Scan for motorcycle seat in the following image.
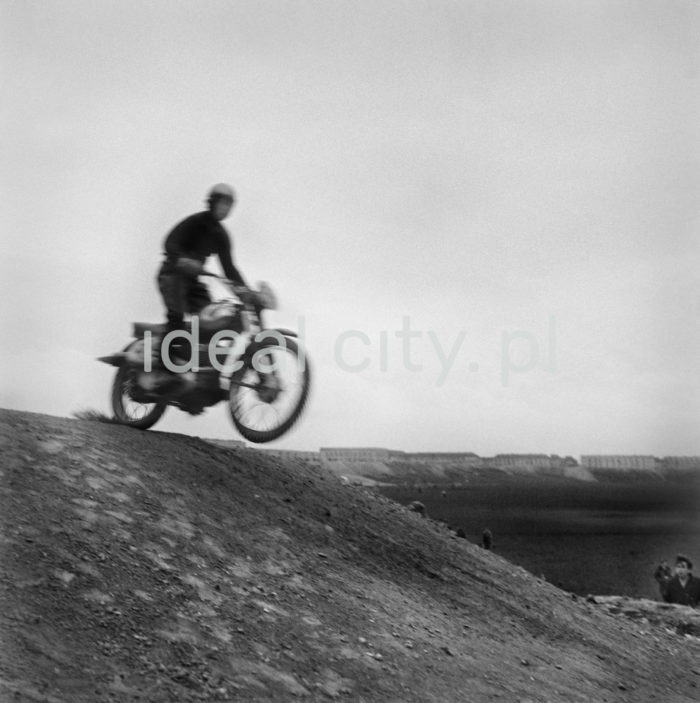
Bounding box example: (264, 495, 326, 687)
(133, 322, 173, 337)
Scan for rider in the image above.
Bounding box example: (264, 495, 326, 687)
(156, 183, 250, 365)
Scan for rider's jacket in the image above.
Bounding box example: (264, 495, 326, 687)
(162, 211, 246, 286)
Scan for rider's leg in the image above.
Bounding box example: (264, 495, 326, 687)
(157, 266, 189, 367)
(179, 279, 212, 368)
(186, 279, 211, 314)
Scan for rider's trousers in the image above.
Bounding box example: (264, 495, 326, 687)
(156, 259, 211, 362)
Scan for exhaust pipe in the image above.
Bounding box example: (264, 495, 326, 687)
(97, 352, 128, 367)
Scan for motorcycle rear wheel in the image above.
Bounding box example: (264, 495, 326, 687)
(111, 366, 167, 430)
(228, 336, 310, 443)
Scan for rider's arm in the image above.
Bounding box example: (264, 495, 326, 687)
(216, 229, 247, 288)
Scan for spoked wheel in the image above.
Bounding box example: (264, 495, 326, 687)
(228, 336, 310, 443)
(111, 366, 167, 430)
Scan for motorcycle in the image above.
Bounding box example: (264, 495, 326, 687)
(98, 274, 310, 443)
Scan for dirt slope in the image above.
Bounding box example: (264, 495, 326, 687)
(1, 408, 698, 702)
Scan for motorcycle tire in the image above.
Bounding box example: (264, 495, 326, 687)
(228, 336, 310, 443)
(111, 365, 168, 430)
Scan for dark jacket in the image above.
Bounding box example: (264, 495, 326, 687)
(663, 574, 700, 607)
(163, 211, 245, 286)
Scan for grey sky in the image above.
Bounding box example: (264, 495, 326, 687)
(2, 1, 698, 455)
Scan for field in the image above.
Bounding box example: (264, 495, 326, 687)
(379, 476, 700, 600)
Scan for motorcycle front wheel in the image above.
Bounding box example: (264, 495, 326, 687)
(111, 366, 168, 430)
(228, 336, 310, 443)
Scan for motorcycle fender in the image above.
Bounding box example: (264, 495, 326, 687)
(256, 327, 298, 339)
(243, 329, 298, 356)
(273, 328, 298, 338)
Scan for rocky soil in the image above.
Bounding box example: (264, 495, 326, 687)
(1, 408, 699, 702)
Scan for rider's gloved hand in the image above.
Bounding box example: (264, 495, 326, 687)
(175, 257, 204, 277)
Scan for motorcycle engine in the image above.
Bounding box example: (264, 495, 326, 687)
(198, 302, 242, 335)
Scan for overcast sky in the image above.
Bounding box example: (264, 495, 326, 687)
(2, 1, 698, 457)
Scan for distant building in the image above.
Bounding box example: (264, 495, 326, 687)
(208, 443, 692, 479)
(319, 447, 404, 464)
(661, 456, 700, 471)
(489, 454, 570, 471)
(260, 449, 319, 463)
(580, 455, 657, 471)
(410, 452, 481, 467)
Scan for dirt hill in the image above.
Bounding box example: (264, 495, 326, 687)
(1, 408, 699, 702)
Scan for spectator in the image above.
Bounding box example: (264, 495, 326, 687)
(409, 500, 426, 518)
(661, 555, 700, 607)
(481, 528, 493, 550)
(653, 560, 672, 600)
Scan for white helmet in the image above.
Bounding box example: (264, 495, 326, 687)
(207, 183, 235, 204)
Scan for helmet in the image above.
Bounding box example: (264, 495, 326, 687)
(207, 183, 235, 203)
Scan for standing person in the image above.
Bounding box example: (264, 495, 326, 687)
(156, 183, 250, 365)
(662, 555, 700, 607)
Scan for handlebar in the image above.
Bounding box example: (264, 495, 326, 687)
(199, 272, 277, 311)
(200, 271, 248, 296)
